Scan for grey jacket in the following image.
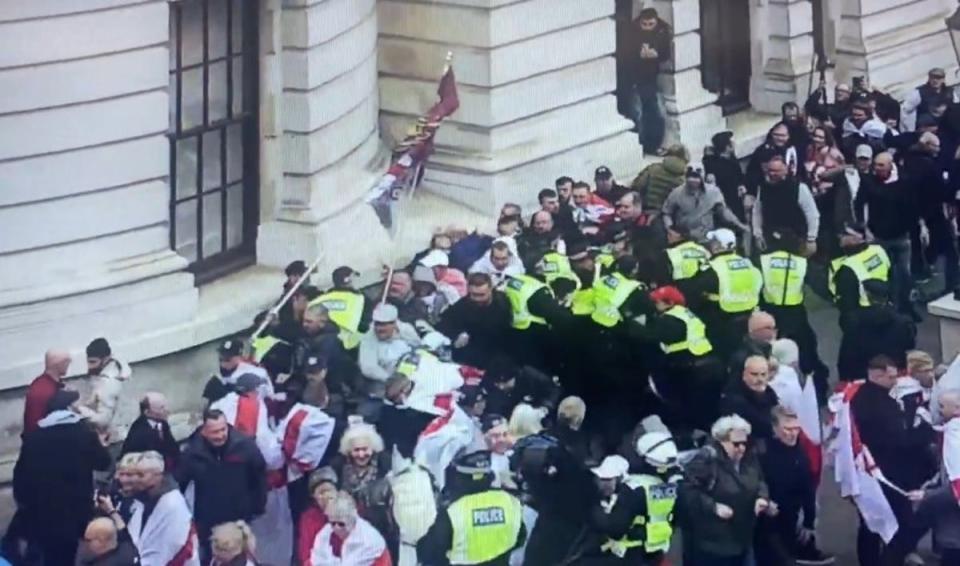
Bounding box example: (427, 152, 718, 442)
(661, 182, 747, 242)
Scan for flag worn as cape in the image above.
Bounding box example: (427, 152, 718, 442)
(366, 65, 460, 234)
(829, 380, 899, 542)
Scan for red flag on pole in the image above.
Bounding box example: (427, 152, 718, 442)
(366, 63, 459, 233)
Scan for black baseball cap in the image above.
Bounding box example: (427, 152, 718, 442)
(594, 166, 613, 180)
(303, 354, 328, 373)
(481, 413, 507, 433)
(332, 266, 359, 287)
(218, 338, 243, 358)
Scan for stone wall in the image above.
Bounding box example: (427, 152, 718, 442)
(0, 0, 198, 388)
(377, 0, 638, 214)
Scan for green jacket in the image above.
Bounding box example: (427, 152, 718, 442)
(631, 156, 688, 210)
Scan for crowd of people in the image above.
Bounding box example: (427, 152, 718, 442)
(7, 31, 960, 566)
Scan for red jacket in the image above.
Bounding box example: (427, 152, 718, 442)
(23, 374, 61, 435)
(297, 505, 328, 566)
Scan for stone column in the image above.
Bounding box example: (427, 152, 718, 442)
(647, 0, 726, 155)
(377, 0, 636, 214)
(0, 0, 198, 386)
(837, 0, 958, 98)
(257, 0, 396, 274)
(749, 0, 817, 113)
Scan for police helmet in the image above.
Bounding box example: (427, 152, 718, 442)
(635, 431, 679, 471)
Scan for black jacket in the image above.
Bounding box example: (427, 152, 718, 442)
(703, 151, 747, 221)
(76, 541, 140, 566)
(13, 414, 112, 542)
(175, 427, 267, 529)
(437, 292, 513, 369)
(855, 173, 919, 240)
(837, 304, 916, 380)
(718, 378, 780, 445)
(759, 437, 817, 530)
(851, 380, 935, 489)
(121, 415, 180, 472)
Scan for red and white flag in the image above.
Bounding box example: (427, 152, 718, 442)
(829, 381, 899, 542)
(367, 64, 460, 234)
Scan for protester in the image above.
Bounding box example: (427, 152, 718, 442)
(121, 392, 180, 471)
(680, 414, 771, 566)
(309, 492, 392, 566)
(126, 451, 199, 565)
(719, 355, 780, 447)
(14, 389, 111, 565)
(175, 409, 267, 563)
(76, 517, 140, 566)
(23, 348, 70, 435)
(437, 272, 513, 369)
(358, 303, 420, 396)
(210, 521, 257, 566)
(631, 144, 689, 211)
(660, 164, 748, 241)
(752, 155, 820, 255)
(297, 468, 338, 566)
(79, 337, 132, 438)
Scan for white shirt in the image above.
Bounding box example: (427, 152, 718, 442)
(357, 321, 421, 382)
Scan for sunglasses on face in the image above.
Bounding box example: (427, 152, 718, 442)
(730, 440, 748, 448)
(330, 521, 348, 528)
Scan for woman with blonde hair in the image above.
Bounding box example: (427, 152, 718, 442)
(209, 521, 257, 566)
(309, 492, 392, 565)
(507, 403, 546, 440)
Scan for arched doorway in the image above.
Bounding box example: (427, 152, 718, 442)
(700, 0, 752, 115)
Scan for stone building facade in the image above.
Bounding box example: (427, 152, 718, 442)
(0, 0, 956, 461)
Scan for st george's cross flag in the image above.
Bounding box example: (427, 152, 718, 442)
(366, 64, 460, 234)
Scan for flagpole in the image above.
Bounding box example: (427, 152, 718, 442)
(251, 254, 323, 340)
(380, 51, 453, 305)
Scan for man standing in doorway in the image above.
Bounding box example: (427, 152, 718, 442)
(629, 8, 672, 155)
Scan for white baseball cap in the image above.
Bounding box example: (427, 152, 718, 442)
(372, 303, 398, 323)
(855, 144, 874, 160)
(706, 228, 737, 250)
(591, 455, 629, 480)
(420, 249, 450, 268)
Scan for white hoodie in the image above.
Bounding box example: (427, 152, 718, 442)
(79, 358, 132, 436)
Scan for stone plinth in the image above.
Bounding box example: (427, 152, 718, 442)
(376, 0, 637, 214)
(0, 0, 198, 388)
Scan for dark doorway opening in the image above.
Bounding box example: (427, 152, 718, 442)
(700, 0, 752, 115)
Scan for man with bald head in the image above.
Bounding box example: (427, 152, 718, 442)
(855, 151, 920, 318)
(77, 517, 139, 565)
(23, 349, 71, 435)
(719, 355, 780, 446)
(121, 392, 180, 472)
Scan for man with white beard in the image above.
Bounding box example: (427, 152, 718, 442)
(127, 452, 199, 566)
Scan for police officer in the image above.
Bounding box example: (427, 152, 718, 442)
(829, 223, 891, 320)
(589, 430, 681, 564)
(502, 255, 573, 371)
(540, 250, 581, 305)
(308, 265, 372, 353)
(655, 227, 709, 288)
(645, 286, 723, 430)
(417, 450, 526, 566)
(688, 228, 763, 361)
(759, 230, 829, 401)
(567, 242, 602, 317)
(591, 256, 652, 330)
(249, 311, 293, 381)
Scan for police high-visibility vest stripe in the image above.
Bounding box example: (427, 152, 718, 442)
(395, 349, 438, 378)
(760, 251, 807, 306)
(503, 275, 551, 329)
(707, 254, 763, 313)
(666, 241, 709, 281)
(605, 474, 677, 555)
(661, 306, 712, 356)
(828, 245, 891, 307)
(541, 252, 580, 288)
(446, 490, 523, 565)
(596, 252, 616, 271)
(309, 290, 364, 349)
(251, 335, 287, 363)
(591, 273, 641, 327)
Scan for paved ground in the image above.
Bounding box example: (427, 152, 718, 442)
(0, 276, 948, 564)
